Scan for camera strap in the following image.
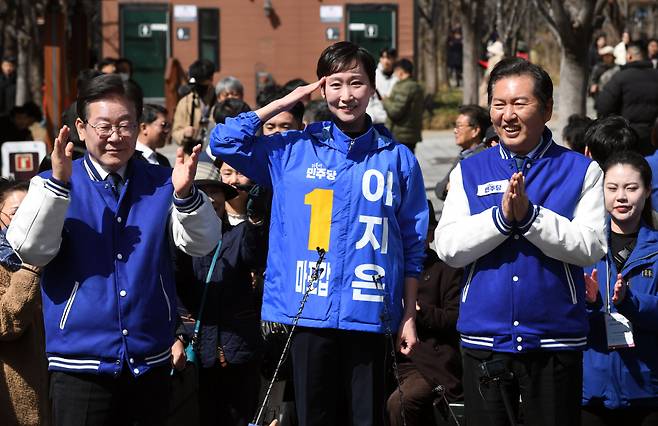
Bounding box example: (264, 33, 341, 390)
(250, 247, 326, 426)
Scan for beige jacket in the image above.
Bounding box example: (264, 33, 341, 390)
(0, 264, 49, 426)
(171, 92, 216, 146)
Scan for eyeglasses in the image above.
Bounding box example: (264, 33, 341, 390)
(85, 121, 138, 138)
(454, 123, 474, 131)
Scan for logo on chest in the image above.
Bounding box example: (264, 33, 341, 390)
(306, 162, 337, 180)
(476, 179, 509, 196)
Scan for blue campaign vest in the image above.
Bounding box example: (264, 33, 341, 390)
(40, 156, 177, 376)
(211, 113, 428, 334)
(458, 130, 593, 352)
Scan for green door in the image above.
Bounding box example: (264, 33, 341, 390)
(346, 4, 397, 58)
(120, 5, 169, 98)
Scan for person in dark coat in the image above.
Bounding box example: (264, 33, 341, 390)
(175, 161, 268, 426)
(596, 42, 658, 155)
(0, 57, 16, 117)
(386, 200, 463, 426)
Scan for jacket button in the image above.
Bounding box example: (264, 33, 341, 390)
(513, 321, 519, 326)
(512, 276, 519, 282)
(129, 358, 134, 364)
(133, 368, 139, 375)
(122, 329, 128, 336)
(513, 235, 520, 240)
(120, 290, 127, 297)
(117, 217, 122, 223)
(516, 336, 523, 342)
(517, 345, 523, 351)
(117, 253, 123, 260)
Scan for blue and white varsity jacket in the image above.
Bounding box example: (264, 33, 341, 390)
(210, 112, 428, 333)
(7, 155, 221, 376)
(436, 128, 607, 352)
(583, 223, 658, 409)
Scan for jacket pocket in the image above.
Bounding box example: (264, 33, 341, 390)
(562, 263, 577, 304)
(461, 260, 477, 303)
(59, 281, 80, 330)
(160, 275, 172, 322)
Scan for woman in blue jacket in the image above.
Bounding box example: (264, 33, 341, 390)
(210, 41, 428, 426)
(582, 150, 658, 425)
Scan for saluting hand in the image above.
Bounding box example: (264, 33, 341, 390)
(51, 126, 74, 183)
(584, 269, 599, 303)
(172, 144, 201, 198)
(255, 78, 326, 124)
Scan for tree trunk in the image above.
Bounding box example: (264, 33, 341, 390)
(555, 47, 588, 142)
(460, 0, 483, 105)
(420, 17, 438, 96)
(15, 34, 30, 105)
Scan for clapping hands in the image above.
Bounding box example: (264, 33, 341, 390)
(502, 172, 530, 223)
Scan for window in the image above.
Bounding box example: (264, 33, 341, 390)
(198, 8, 220, 70)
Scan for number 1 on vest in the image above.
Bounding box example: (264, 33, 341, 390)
(304, 188, 333, 251)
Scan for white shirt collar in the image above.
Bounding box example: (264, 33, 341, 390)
(88, 155, 127, 180)
(136, 141, 158, 165)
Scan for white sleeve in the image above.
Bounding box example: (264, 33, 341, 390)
(435, 164, 509, 268)
(7, 176, 70, 266)
(524, 162, 607, 266)
(170, 187, 222, 257)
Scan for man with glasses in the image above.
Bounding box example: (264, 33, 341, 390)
(7, 73, 220, 426)
(435, 105, 491, 200)
(136, 103, 172, 167)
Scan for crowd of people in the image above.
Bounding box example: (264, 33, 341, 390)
(0, 34, 657, 426)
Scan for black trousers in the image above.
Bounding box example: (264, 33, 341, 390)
(50, 366, 170, 426)
(581, 404, 658, 426)
(386, 362, 436, 426)
(290, 327, 387, 426)
(462, 348, 583, 426)
(198, 360, 261, 426)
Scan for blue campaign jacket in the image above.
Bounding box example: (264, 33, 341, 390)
(39, 156, 190, 376)
(583, 224, 658, 409)
(210, 112, 428, 333)
(458, 132, 594, 352)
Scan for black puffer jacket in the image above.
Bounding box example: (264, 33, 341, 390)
(596, 60, 658, 155)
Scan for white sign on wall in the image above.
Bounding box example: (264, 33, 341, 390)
(174, 5, 197, 22)
(320, 5, 343, 23)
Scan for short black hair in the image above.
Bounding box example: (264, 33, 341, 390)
(0, 180, 29, 204)
(458, 104, 491, 140)
(11, 102, 42, 122)
(188, 59, 215, 82)
(140, 104, 168, 125)
(76, 73, 143, 122)
(317, 41, 376, 87)
(282, 78, 309, 94)
(96, 57, 116, 70)
(303, 99, 333, 124)
(562, 114, 593, 154)
(488, 57, 553, 111)
(394, 58, 414, 76)
(602, 150, 654, 228)
(76, 69, 103, 95)
(379, 47, 397, 58)
(115, 57, 133, 74)
(585, 115, 640, 166)
(626, 42, 646, 59)
(213, 99, 252, 124)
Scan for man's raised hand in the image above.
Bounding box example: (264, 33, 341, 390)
(584, 269, 599, 303)
(172, 144, 201, 198)
(51, 126, 74, 183)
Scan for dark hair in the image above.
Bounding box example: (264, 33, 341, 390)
(11, 102, 42, 122)
(626, 42, 646, 59)
(256, 83, 280, 108)
(282, 78, 309, 94)
(140, 104, 168, 125)
(0, 180, 29, 204)
(115, 57, 133, 74)
(213, 99, 252, 124)
(585, 116, 640, 165)
(303, 99, 333, 123)
(458, 105, 491, 140)
(652, 116, 658, 149)
(317, 41, 376, 87)
(76, 69, 102, 96)
(379, 47, 397, 58)
(260, 88, 305, 125)
(394, 58, 414, 76)
(96, 57, 116, 71)
(563, 114, 593, 154)
(188, 59, 215, 82)
(487, 57, 553, 111)
(602, 150, 654, 228)
(76, 73, 144, 122)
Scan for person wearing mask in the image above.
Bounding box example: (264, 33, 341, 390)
(435, 105, 491, 200)
(596, 42, 658, 155)
(436, 57, 606, 426)
(136, 103, 172, 167)
(581, 150, 658, 425)
(0, 180, 48, 426)
(382, 59, 425, 153)
(210, 41, 428, 426)
(215, 76, 244, 102)
(367, 47, 398, 125)
(172, 59, 217, 150)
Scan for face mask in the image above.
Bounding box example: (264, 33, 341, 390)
(119, 73, 130, 82)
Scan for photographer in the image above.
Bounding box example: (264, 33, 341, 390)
(172, 59, 216, 150)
